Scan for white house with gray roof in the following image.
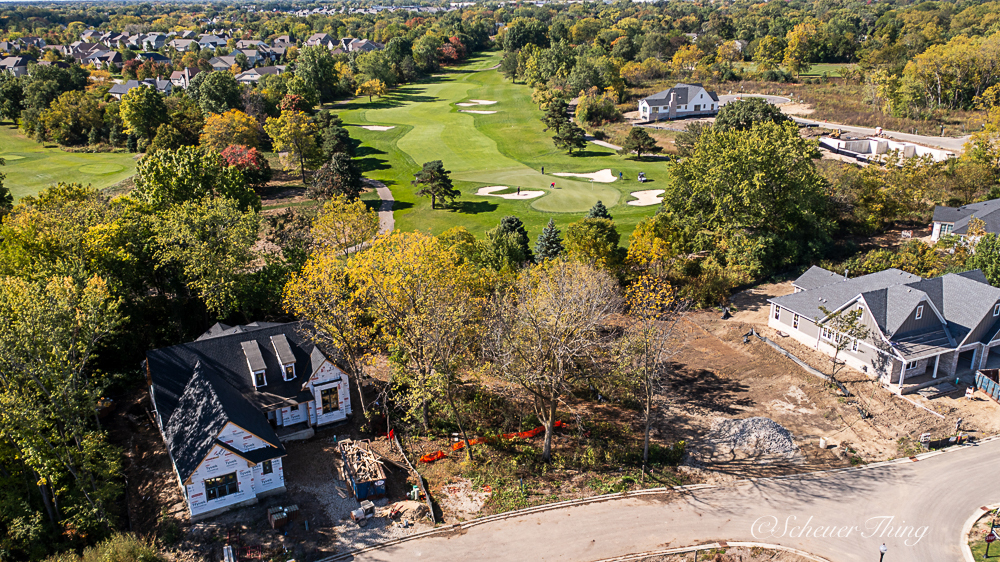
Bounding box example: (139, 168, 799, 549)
(146, 321, 352, 520)
(638, 83, 718, 122)
(931, 198, 1000, 241)
(769, 266, 1000, 393)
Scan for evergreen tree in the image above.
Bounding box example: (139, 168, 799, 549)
(586, 200, 612, 220)
(87, 126, 100, 146)
(543, 98, 569, 133)
(126, 134, 138, 152)
(617, 127, 662, 159)
(412, 160, 460, 209)
(554, 122, 587, 154)
(534, 218, 564, 261)
(493, 215, 534, 263)
(310, 153, 363, 200)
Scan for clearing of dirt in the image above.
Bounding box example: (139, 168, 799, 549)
(358, 125, 396, 131)
(782, 102, 816, 116)
(437, 478, 492, 521)
(551, 168, 618, 183)
(459, 109, 498, 114)
(476, 185, 544, 200)
(658, 280, 1000, 485)
(628, 189, 665, 206)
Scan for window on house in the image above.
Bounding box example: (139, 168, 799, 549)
(851, 339, 859, 352)
(941, 223, 954, 236)
(773, 307, 780, 321)
(821, 327, 831, 341)
(289, 403, 298, 412)
(205, 472, 238, 500)
(994, 303, 1000, 317)
(915, 305, 924, 320)
(905, 361, 919, 371)
(253, 370, 266, 387)
(320, 387, 340, 413)
(793, 314, 800, 329)
(283, 364, 295, 381)
(262, 460, 273, 475)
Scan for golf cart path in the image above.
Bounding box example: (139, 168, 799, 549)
(369, 178, 394, 234)
(333, 437, 1000, 562)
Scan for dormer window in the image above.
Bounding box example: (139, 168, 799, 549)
(271, 334, 296, 382)
(915, 305, 923, 320)
(241, 340, 267, 388)
(994, 304, 1000, 317)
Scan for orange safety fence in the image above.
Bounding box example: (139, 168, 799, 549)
(419, 450, 447, 463)
(419, 421, 568, 463)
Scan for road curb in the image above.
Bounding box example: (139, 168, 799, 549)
(319, 435, 1000, 561)
(582, 541, 831, 562)
(962, 503, 1000, 562)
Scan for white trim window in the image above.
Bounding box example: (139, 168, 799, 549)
(905, 361, 919, 371)
(994, 303, 1000, 317)
(792, 314, 800, 329)
(851, 339, 859, 352)
(915, 305, 924, 320)
(821, 327, 832, 341)
(773, 306, 780, 321)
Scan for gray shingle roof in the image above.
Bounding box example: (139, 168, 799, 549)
(932, 198, 1000, 236)
(792, 265, 845, 291)
(162, 363, 285, 482)
(641, 83, 717, 105)
(906, 273, 1000, 344)
(147, 321, 324, 426)
(772, 268, 922, 324)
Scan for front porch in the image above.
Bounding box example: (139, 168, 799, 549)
(275, 421, 314, 442)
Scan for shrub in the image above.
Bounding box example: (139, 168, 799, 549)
(41, 534, 164, 562)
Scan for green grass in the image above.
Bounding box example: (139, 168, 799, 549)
(799, 63, 848, 77)
(0, 124, 137, 201)
(338, 52, 663, 240)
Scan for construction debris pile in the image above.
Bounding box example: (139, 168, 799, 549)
(709, 417, 798, 456)
(338, 439, 387, 500)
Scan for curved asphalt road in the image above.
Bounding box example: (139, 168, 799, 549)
(344, 438, 1000, 562)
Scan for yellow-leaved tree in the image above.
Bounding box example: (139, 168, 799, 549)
(200, 109, 260, 152)
(310, 195, 381, 259)
(355, 78, 386, 102)
(264, 110, 322, 183)
(347, 231, 483, 455)
(783, 22, 817, 77)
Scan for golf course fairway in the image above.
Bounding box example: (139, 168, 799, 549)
(338, 52, 665, 239)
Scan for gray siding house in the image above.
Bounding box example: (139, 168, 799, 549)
(769, 266, 1000, 393)
(930, 198, 1000, 241)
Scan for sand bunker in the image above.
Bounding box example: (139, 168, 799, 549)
(476, 186, 544, 200)
(359, 125, 395, 131)
(552, 168, 618, 183)
(628, 189, 665, 206)
(457, 100, 498, 106)
(459, 110, 498, 114)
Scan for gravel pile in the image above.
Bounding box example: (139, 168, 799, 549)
(709, 417, 798, 456)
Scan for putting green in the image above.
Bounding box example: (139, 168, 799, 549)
(339, 53, 664, 238)
(0, 126, 137, 201)
(79, 163, 126, 175)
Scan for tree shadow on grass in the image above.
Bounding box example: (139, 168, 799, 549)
(355, 145, 386, 158)
(355, 156, 391, 173)
(357, 85, 441, 109)
(449, 200, 498, 214)
(570, 150, 614, 158)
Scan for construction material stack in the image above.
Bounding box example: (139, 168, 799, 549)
(338, 439, 387, 500)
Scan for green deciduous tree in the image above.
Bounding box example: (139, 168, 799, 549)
(714, 97, 791, 131)
(564, 217, 626, 273)
(969, 233, 1000, 286)
(663, 122, 831, 279)
(133, 146, 260, 212)
(152, 196, 261, 318)
(194, 71, 242, 115)
(119, 85, 168, 142)
(754, 35, 784, 73)
(412, 160, 459, 209)
(295, 46, 339, 103)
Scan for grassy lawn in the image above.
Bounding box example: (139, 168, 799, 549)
(0, 124, 138, 201)
(970, 511, 1000, 560)
(338, 51, 663, 240)
(800, 63, 849, 77)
